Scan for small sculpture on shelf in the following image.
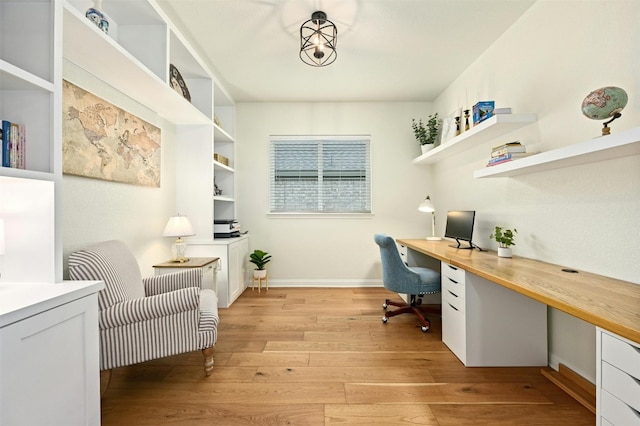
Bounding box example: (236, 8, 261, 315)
(86, 0, 109, 34)
(214, 179, 222, 196)
(455, 115, 461, 136)
(464, 109, 470, 131)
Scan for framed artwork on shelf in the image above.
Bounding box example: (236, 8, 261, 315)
(441, 107, 461, 144)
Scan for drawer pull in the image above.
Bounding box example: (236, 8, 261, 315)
(448, 290, 459, 298)
(448, 302, 459, 312)
(448, 277, 458, 284)
(447, 264, 458, 271)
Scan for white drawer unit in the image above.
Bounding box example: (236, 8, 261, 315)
(597, 328, 640, 425)
(441, 261, 547, 367)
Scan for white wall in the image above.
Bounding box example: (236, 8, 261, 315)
(235, 102, 435, 285)
(430, 0, 639, 381)
(61, 61, 178, 277)
(235, 0, 639, 382)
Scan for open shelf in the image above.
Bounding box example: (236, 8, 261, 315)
(474, 126, 640, 178)
(62, 3, 212, 125)
(413, 113, 537, 165)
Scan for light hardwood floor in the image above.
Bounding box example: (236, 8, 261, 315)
(101, 287, 595, 425)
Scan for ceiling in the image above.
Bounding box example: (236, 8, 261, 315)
(156, 0, 536, 103)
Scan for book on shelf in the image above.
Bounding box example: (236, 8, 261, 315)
(1, 119, 26, 169)
(491, 141, 526, 157)
(486, 152, 534, 167)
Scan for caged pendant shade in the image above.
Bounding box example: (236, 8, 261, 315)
(300, 11, 337, 67)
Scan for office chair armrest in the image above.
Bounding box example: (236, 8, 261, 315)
(143, 269, 202, 295)
(99, 287, 200, 329)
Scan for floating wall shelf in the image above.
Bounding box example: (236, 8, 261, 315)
(413, 113, 537, 165)
(474, 126, 640, 178)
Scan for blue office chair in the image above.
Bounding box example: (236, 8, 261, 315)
(374, 233, 441, 332)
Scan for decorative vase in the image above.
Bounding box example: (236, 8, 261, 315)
(86, 0, 109, 34)
(497, 247, 512, 258)
(253, 269, 267, 279)
(421, 144, 434, 155)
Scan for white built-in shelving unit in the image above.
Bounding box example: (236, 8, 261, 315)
(474, 126, 640, 178)
(61, 0, 246, 306)
(0, 0, 63, 282)
(412, 113, 538, 166)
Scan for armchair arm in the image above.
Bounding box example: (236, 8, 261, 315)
(100, 287, 200, 329)
(143, 269, 202, 296)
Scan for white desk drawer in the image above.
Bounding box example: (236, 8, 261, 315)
(602, 331, 640, 380)
(442, 274, 465, 299)
(601, 389, 640, 426)
(442, 299, 466, 364)
(602, 361, 640, 412)
(443, 287, 465, 311)
(441, 262, 465, 283)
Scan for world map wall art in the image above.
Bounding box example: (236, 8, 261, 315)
(62, 80, 161, 187)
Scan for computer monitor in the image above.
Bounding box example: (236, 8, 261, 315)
(444, 210, 476, 249)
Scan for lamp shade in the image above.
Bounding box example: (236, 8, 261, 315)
(162, 215, 195, 238)
(418, 196, 435, 213)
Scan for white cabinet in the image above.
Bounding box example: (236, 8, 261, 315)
(1, 0, 63, 281)
(597, 328, 640, 426)
(187, 236, 249, 308)
(441, 261, 548, 366)
(0, 281, 103, 426)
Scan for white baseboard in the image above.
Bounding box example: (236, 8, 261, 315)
(245, 279, 384, 288)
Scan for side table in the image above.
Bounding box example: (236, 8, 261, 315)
(153, 257, 219, 293)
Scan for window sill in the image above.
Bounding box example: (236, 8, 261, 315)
(267, 212, 374, 219)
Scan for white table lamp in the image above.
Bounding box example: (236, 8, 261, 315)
(418, 196, 441, 241)
(162, 215, 195, 262)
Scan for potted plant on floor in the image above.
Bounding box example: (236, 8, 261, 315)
(412, 113, 439, 154)
(249, 249, 272, 278)
(490, 226, 517, 258)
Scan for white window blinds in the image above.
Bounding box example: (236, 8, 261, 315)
(270, 136, 371, 213)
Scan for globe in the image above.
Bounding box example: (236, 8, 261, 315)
(581, 86, 628, 120)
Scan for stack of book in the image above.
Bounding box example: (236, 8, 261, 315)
(486, 141, 530, 167)
(1, 120, 26, 169)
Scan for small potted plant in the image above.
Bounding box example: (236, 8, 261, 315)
(412, 113, 439, 154)
(249, 249, 272, 278)
(490, 226, 517, 258)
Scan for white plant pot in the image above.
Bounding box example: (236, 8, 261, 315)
(253, 269, 267, 279)
(497, 247, 512, 258)
(421, 144, 434, 155)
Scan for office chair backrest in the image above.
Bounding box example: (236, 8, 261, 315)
(374, 233, 420, 292)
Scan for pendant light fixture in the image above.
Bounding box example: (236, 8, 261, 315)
(300, 11, 337, 67)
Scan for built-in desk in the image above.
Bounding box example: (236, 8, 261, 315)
(397, 239, 640, 344)
(397, 238, 640, 424)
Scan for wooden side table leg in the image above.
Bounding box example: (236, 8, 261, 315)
(252, 276, 255, 291)
(265, 274, 269, 291)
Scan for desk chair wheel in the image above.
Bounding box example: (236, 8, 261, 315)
(421, 325, 429, 332)
(382, 316, 389, 323)
(382, 302, 388, 309)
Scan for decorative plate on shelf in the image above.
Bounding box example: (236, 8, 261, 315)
(169, 64, 191, 102)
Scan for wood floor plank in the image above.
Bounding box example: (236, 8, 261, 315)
(344, 382, 551, 404)
(252, 366, 436, 383)
(325, 403, 439, 425)
(100, 287, 595, 425)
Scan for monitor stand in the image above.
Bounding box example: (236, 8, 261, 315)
(449, 238, 474, 250)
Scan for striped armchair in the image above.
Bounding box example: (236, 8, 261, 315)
(68, 240, 218, 376)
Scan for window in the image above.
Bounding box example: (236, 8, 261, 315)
(270, 136, 371, 214)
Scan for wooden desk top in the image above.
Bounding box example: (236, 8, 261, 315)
(153, 257, 219, 269)
(397, 238, 640, 344)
